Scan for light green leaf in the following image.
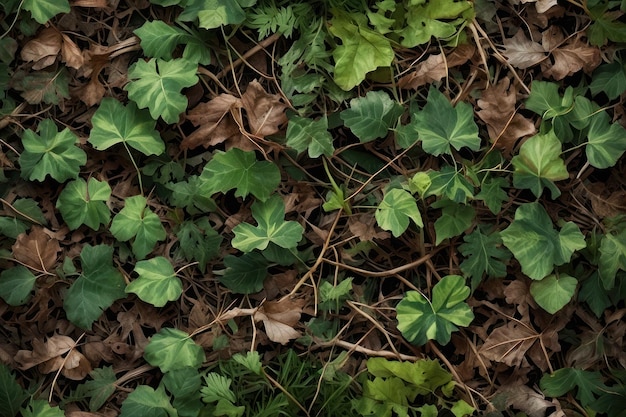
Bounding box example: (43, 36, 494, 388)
(144, 328, 205, 373)
(20, 399, 65, 417)
(451, 400, 475, 417)
(175, 219, 222, 273)
(412, 87, 481, 156)
(589, 60, 626, 100)
(530, 274, 577, 314)
(19, 119, 86, 182)
(201, 148, 280, 201)
(286, 116, 334, 157)
(511, 130, 569, 199)
(585, 110, 626, 169)
(319, 278, 353, 311)
(56, 178, 111, 230)
(179, 0, 253, 29)
(366, 358, 452, 395)
(500, 202, 586, 280)
(426, 166, 475, 204)
(63, 245, 126, 329)
(433, 200, 475, 245)
(125, 58, 198, 123)
(232, 195, 304, 252)
(329, 12, 394, 90)
(134, 21, 188, 60)
(0, 266, 38, 306)
(525, 81, 574, 119)
(397, 275, 474, 346)
(375, 188, 423, 237)
(110, 195, 166, 259)
(598, 229, 626, 289)
(72, 366, 117, 412)
(361, 377, 414, 416)
(540, 368, 607, 407)
(220, 252, 268, 294)
(119, 385, 177, 417)
(89, 98, 164, 156)
(201, 373, 237, 404)
(340, 90, 403, 143)
(459, 226, 510, 289)
(0, 217, 28, 239)
(0, 364, 28, 417)
(126, 257, 182, 307)
(232, 351, 262, 375)
(23, 0, 69, 24)
(476, 176, 508, 214)
(12, 198, 47, 225)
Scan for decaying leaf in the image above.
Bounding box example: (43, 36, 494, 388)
(14, 335, 92, 380)
(502, 30, 547, 69)
(496, 384, 564, 417)
(21, 27, 84, 70)
(240, 80, 288, 137)
(541, 29, 601, 80)
(12, 226, 60, 272)
(479, 321, 538, 367)
(398, 44, 475, 89)
(183, 94, 243, 150)
(254, 298, 304, 345)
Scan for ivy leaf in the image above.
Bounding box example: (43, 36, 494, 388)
(119, 385, 177, 417)
(396, 275, 474, 346)
(20, 400, 65, 417)
(0, 266, 38, 306)
(179, 0, 253, 29)
(126, 257, 182, 308)
(476, 177, 509, 215)
(433, 200, 475, 245)
(134, 21, 188, 60)
(426, 165, 475, 204)
(63, 245, 126, 329)
(412, 87, 481, 156)
(589, 60, 626, 100)
(56, 178, 111, 231)
(72, 367, 117, 412)
(525, 81, 573, 119)
(319, 278, 353, 312)
(511, 130, 569, 199)
(144, 328, 205, 373)
(598, 229, 626, 289)
(23, 0, 69, 24)
(500, 202, 586, 280)
(459, 226, 510, 290)
(366, 358, 452, 394)
(328, 12, 394, 90)
(286, 115, 334, 157)
(175, 219, 222, 273)
(168, 176, 217, 214)
(340, 91, 403, 143)
(220, 252, 268, 294)
(163, 367, 203, 417)
(125, 58, 198, 123)
(588, 4, 626, 46)
(540, 368, 607, 407)
(375, 188, 423, 238)
(19, 119, 86, 182)
(585, 110, 626, 169)
(232, 195, 304, 252)
(0, 364, 28, 417)
(201, 148, 280, 201)
(530, 274, 578, 314)
(110, 195, 166, 260)
(89, 98, 165, 156)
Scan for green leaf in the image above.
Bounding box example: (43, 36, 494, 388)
(201, 148, 280, 201)
(126, 257, 182, 307)
(459, 227, 510, 289)
(232, 195, 304, 252)
(361, 377, 414, 417)
(328, 12, 394, 90)
(426, 166, 475, 203)
(366, 358, 452, 394)
(511, 130, 569, 199)
(20, 399, 65, 417)
(163, 367, 203, 417)
(73, 367, 117, 412)
(125, 58, 198, 123)
(0, 364, 28, 417)
(476, 177, 508, 215)
(530, 274, 577, 314)
(0, 217, 28, 239)
(412, 87, 481, 156)
(540, 368, 607, 407)
(89, 98, 165, 156)
(500, 202, 586, 280)
(525, 81, 574, 119)
(396, 275, 474, 346)
(220, 252, 268, 294)
(588, 5, 626, 46)
(56, 178, 111, 230)
(375, 188, 423, 237)
(589, 60, 626, 100)
(319, 278, 353, 311)
(12, 198, 47, 225)
(169, 176, 216, 214)
(232, 351, 262, 374)
(433, 200, 475, 245)
(144, 328, 205, 373)
(23, 0, 70, 24)
(63, 245, 126, 329)
(201, 373, 237, 404)
(179, 0, 253, 29)
(585, 110, 626, 169)
(119, 385, 177, 417)
(286, 116, 334, 157)
(134, 21, 188, 60)
(340, 91, 403, 143)
(0, 266, 38, 306)
(175, 219, 222, 273)
(19, 119, 86, 182)
(110, 195, 166, 259)
(598, 229, 626, 289)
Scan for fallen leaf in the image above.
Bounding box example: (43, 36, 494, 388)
(21, 27, 62, 70)
(77, 76, 106, 107)
(254, 298, 304, 345)
(12, 226, 60, 272)
(240, 80, 288, 137)
(182, 94, 243, 150)
(14, 335, 92, 380)
(497, 384, 563, 417)
(519, 0, 559, 13)
(348, 213, 390, 241)
(61, 34, 85, 70)
(398, 44, 475, 89)
(543, 39, 601, 80)
(502, 30, 546, 69)
(479, 321, 538, 367)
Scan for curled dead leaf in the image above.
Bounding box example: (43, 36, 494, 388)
(398, 44, 475, 90)
(240, 80, 288, 137)
(21, 28, 62, 70)
(14, 335, 92, 380)
(502, 30, 546, 69)
(254, 298, 304, 345)
(12, 226, 60, 272)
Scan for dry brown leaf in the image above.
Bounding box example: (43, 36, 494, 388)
(240, 80, 288, 137)
(12, 226, 60, 272)
(61, 34, 85, 70)
(14, 335, 92, 380)
(479, 321, 539, 367)
(21, 28, 62, 70)
(544, 42, 601, 80)
(398, 44, 475, 89)
(497, 384, 564, 417)
(183, 94, 243, 150)
(476, 78, 536, 156)
(502, 30, 547, 69)
(516, 0, 559, 13)
(348, 213, 390, 241)
(254, 298, 304, 345)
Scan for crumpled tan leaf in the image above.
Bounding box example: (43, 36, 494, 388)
(21, 27, 85, 70)
(14, 335, 92, 380)
(254, 298, 304, 345)
(12, 226, 60, 272)
(398, 44, 475, 90)
(502, 30, 546, 69)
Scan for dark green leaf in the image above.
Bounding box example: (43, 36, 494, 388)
(540, 368, 607, 407)
(340, 91, 403, 143)
(56, 178, 111, 230)
(175, 219, 222, 273)
(459, 226, 510, 289)
(0, 266, 37, 306)
(433, 200, 475, 245)
(220, 252, 268, 294)
(0, 364, 27, 417)
(119, 385, 177, 417)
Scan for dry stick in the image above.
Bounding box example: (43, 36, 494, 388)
(346, 300, 402, 357)
(197, 66, 231, 94)
(315, 338, 420, 362)
(322, 251, 438, 278)
(428, 341, 479, 410)
(263, 369, 311, 417)
(215, 33, 282, 81)
(49, 333, 86, 403)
